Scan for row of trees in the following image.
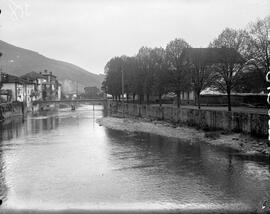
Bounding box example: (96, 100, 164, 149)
(102, 16, 270, 111)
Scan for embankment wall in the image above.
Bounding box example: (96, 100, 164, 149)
(108, 102, 268, 137)
(0, 102, 25, 121)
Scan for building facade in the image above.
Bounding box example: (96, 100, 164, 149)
(0, 73, 25, 102)
(0, 70, 62, 111)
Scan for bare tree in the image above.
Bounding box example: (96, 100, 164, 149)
(150, 47, 169, 106)
(103, 57, 124, 101)
(180, 48, 217, 109)
(245, 16, 270, 91)
(166, 38, 191, 107)
(137, 47, 154, 105)
(209, 28, 246, 111)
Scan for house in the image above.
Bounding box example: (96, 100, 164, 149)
(21, 71, 47, 101)
(0, 73, 25, 102)
(180, 48, 243, 65)
(40, 70, 60, 101)
(21, 70, 61, 101)
(84, 86, 100, 98)
(0, 89, 12, 102)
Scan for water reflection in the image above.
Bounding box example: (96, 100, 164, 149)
(0, 147, 8, 204)
(0, 105, 269, 211)
(104, 128, 270, 210)
(0, 118, 24, 142)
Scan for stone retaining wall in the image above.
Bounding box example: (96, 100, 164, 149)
(108, 101, 268, 137)
(0, 102, 24, 121)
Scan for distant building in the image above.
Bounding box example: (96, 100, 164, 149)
(40, 70, 58, 101)
(84, 86, 100, 98)
(180, 48, 243, 65)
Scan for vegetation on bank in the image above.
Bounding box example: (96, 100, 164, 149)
(102, 16, 270, 111)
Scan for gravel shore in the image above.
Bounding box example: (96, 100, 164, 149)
(97, 116, 270, 157)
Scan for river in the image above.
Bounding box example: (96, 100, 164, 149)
(0, 105, 269, 212)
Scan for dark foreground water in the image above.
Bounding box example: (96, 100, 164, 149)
(0, 105, 269, 212)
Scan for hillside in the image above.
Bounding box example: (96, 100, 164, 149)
(0, 40, 104, 93)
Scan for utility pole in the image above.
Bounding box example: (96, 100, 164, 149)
(76, 81, 78, 99)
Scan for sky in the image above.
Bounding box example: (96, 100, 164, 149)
(0, 0, 269, 74)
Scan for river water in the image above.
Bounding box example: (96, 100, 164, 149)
(0, 105, 269, 212)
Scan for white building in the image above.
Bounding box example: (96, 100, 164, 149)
(1, 71, 62, 111)
(0, 73, 25, 102)
(24, 82, 36, 109)
(21, 71, 47, 101)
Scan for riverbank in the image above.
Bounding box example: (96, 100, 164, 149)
(97, 116, 270, 157)
(0, 102, 25, 122)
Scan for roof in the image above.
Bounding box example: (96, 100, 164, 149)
(1, 73, 25, 84)
(180, 48, 244, 65)
(20, 71, 46, 80)
(201, 87, 222, 95)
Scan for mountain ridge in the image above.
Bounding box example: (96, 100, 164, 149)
(0, 40, 104, 93)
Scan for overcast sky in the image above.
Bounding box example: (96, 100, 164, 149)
(0, 0, 269, 74)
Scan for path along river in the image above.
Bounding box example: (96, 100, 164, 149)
(0, 105, 269, 212)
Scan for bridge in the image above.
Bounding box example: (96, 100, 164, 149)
(33, 99, 107, 110)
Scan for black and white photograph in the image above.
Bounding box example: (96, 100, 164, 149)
(0, 0, 270, 213)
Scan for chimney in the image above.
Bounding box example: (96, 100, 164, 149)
(44, 69, 47, 74)
(50, 71, 52, 75)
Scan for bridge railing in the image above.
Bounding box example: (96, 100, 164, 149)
(33, 99, 107, 104)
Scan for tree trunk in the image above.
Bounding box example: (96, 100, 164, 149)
(146, 94, 150, 105)
(197, 91, 201, 109)
(176, 91, 180, 108)
(159, 94, 162, 107)
(132, 93, 135, 104)
(227, 87, 232, 111)
(126, 93, 129, 103)
(139, 94, 142, 105)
